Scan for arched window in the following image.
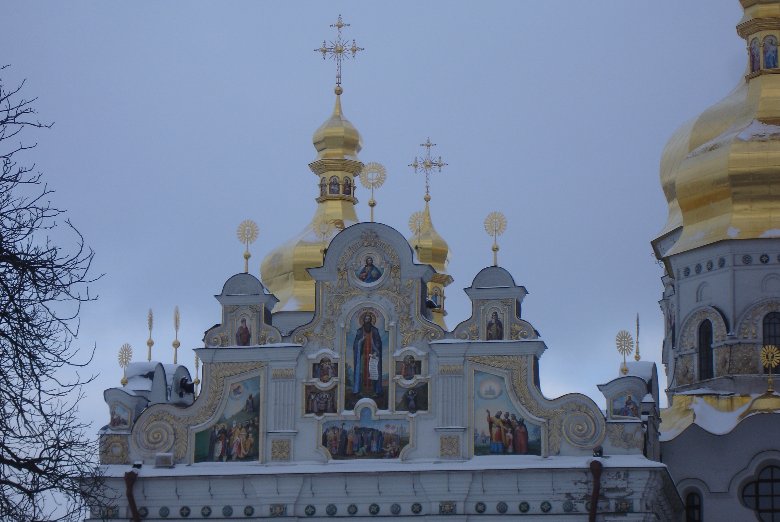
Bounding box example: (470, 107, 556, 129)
(698, 320, 714, 380)
(685, 491, 702, 522)
(319, 177, 327, 196)
(764, 312, 780, 375)
(742, 465, 780, 521)
(765, 36, 778, 69)
(752, 38, 761, 73)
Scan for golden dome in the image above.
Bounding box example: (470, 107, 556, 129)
(656, 1, 780, 256)
(261, 91, 363, 312)
(410, 198, 452, 329)
(312, 90, 362, 161)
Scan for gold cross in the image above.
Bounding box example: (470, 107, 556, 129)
(409, 137, 447, 199)
(315, 14, 364, 91)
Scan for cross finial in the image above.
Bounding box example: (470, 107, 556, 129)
(315, 14, 364, 93)
(409, 137, 447, 201)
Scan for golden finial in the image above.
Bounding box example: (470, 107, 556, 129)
(761, 345, 780, 393)
(635, 313, 641, 361)
(118, 343, 133, 386)
(359, 162, 387, 222)
(315, 14, 364, 93)
(193, 354, 201, 397)
(483, 211, 507, 266)
(408, 210, 425, 249)
(172, 306, 181, 365)
(236, 220, 259, 274)
(409, 138, 447, 202)
(315, 219, 335, 261)
(616, 330, 635, 376)
(146, 308, 154, 362)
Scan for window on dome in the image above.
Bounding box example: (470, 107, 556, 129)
(764, 312, 780, 374)
(685, 491, 702, 522)
(698, 320, 713, 380)
(752, 38, 761, 72)
(765, 36, 778, 69)
(742, 465, 780, 521)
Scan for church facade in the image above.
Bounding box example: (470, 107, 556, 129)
(89, 12, 690, 522)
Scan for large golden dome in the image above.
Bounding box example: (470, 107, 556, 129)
(656, 0, 780, 256)
(261, 91, 363, 312)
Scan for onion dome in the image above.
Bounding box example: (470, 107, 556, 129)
(410, 197, 453, 328)
(261, 90, 363, 312)
(655, 0, 780, 257)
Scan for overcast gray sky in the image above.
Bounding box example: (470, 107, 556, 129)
(2, 1, 744, 431)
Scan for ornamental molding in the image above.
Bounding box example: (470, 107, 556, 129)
(439, 436, 460, 457)
(738, 299, 780, 339)
(678, 306, 728, 350)
(737, 17, 780, 38)
(606, 423, 643, 450)
(270, 439, 291, 461)
(99, 434, 130, 465)
(439, 365, 464, 375)
(272, 368, 296, 379)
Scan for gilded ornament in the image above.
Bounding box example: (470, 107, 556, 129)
(315, 14, 364, 90)
(483, 211, 507, 267)
(118, 343, 133, 386)
(100, 434, 130, 465)
(439, 436, 459, 457)
(615, 330, 634, 375)
(439, 365, 464, 375)
(739, 300, 780, 339)
(271, 439, 291, 461)
(236, 219, 259, 274)
(761, 345, 780, 392)
(359, 162, 387, 222)
(272, 368, 296, 380)
(146, 309, 154, 362)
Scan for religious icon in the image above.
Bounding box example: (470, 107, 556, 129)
(313, 357, 337, 383)
(751, 38, 761, 73)
(235, 317, 251, 346)
(328, 176, 340, 194)
(319, 177, 327, 196)
(356, 256, 383, 284)
(765, 36, 778, 69)
(352, 312, 382, 395)
(398, 354, 420, 380)
(305, 385, 337, 415)
(321, 408, 409, 460)
(109, 403, 131, 429)
(342, 176, 352, 196)
(431, 287, 441, 308)
(611, 393, 640, 418)
(473, 371, 541, 456)
(345, 310, 388, 410)
(394, 382, 428, 413)
(194, 375, 261, 462)
(486, 310, 504, 340)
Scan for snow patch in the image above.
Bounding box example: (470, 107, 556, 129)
(761, 229, 780, 238)
(737, 120, 780, 142)
(727, 227, 740, 238)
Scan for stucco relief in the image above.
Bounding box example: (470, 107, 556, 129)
(439, 436, 460, 457)
(729, 344, 759, 374)
(606, 423, 644, 450)
(678, 307, 727, 350)
(271, 439, 291, 461)
(674, 355, 694, 386)
(738, 299, 780, 339)
(99, 434, 130, 465)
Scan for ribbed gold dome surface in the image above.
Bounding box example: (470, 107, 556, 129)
(414, 201, 450, 271)
(657, 0, 780, 256)
(261, 92, 363, 312)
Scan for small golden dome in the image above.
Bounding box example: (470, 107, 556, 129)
(414, 201, 450, 272)
(312, 91, 362, 161)
(656, 1, 780, 256)
(261, 92, 362, 312)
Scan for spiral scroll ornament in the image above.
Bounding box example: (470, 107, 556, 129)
(137, 419, 175, 454)
(562, 409, 604, 448)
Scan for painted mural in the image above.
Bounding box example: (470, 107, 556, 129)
(611, 393, 640, 419)
(473, 371, 541, 456)
(305, 385, 338, 415)
(394, 382, 428, 413)
(194, 376, 260, 462)
(345, 309, 389, 410)
(109, 403, 131, 430)
(321, 408, 409, 460)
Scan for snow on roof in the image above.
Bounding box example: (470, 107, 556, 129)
(660, 393, 758, 441)
(99, 454, 665, 479)
(623, 361, 654, 382)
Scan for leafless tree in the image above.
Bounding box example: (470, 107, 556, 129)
(0, 65, 104, 521)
